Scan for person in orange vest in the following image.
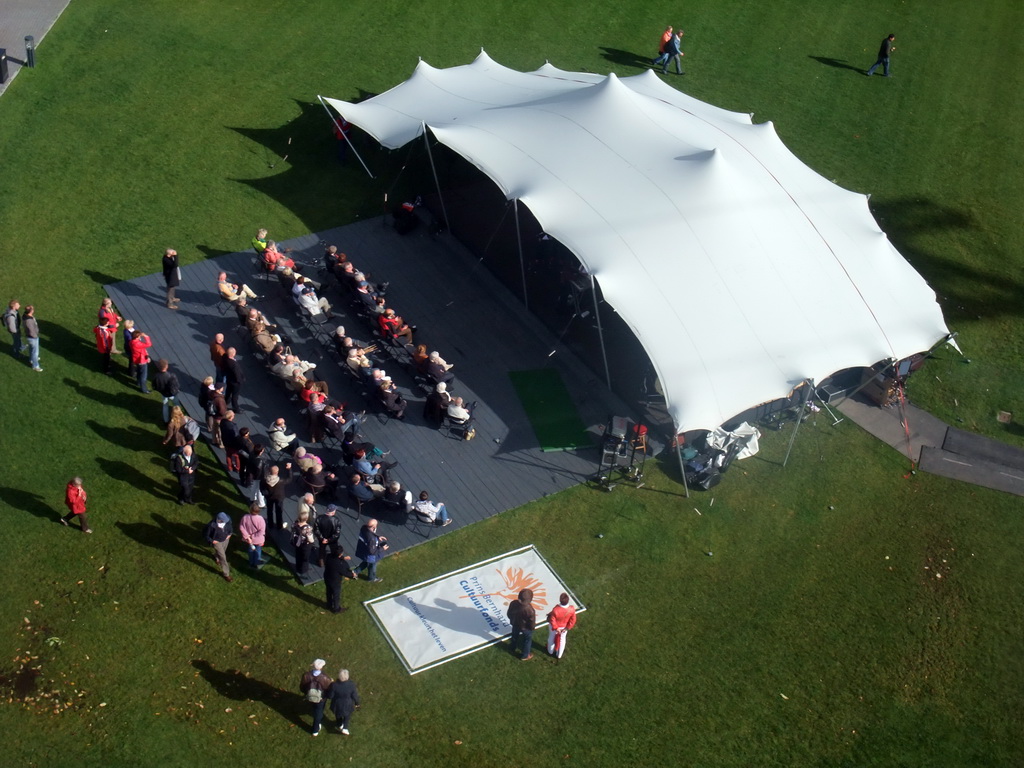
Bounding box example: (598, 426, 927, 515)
(651, 26, 673, 67)
(546, 592, 578, 659)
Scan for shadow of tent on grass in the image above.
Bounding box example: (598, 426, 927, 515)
(871, 198, 1024, 323)
(191, 659, 306, 728)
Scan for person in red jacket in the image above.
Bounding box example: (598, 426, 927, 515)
(378, 309, 414, 346)
(546, 593, 578, 659)
(62, 477, 92, 533)
(94, 321, 115, 374)
(128, 330, 153, 393)
(97, 298, 122, 354)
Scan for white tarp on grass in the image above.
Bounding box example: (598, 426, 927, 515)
(364, 545, 585, 675)
(324, 53, 954, 433)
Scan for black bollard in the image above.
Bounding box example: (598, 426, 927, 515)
(0, 49, 8, 84)
(25, 36, 35, 68)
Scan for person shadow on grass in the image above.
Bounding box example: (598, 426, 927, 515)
(191, 659, 306, 728)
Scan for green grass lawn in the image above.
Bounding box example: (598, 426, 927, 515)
(1, 1, 1023, 766)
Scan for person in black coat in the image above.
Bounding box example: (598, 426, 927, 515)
(260, 463, 287, 529)
(174, 444, 198, 505)
(242, 442, 268, 489)
(222, 347, 246, 412)
(323, 547, 355, 613)
(162, 248, 181, 309)
(326, 669, 361, 735)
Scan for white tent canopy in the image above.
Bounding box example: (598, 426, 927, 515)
(323, 52, 953, 433)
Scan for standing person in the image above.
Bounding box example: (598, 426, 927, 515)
(93, 320, 115, 375)
(661, 29, 684, 75)
(239, 503, 267, 569)
(152, 359, 180, 422)
(299, 659, 332, 737)
(651, 25, 673, 67)
(326, 669, 361, 735)
(354, 518, 389, 583)
(162, 248, 181, 309)
(61, 477, 92, 533)
(209, 333, 227, 387)
(122, 320, 137, 379)
(867, 33, 896, 77)
(128, 330, 153, 394)
(546, 593, 578, 659)
(223, 347, 246, 413)
(242, 442, 268, 490)
(23, 305, 42, 372)
(323, 546, 355, 613)
(97, 298, 123, 354)
(315, 503, 342, 566)
(174, 444, 198, 505)
(3, 299, 22, 357)
(507, 588, 536, 661)
(291, 508, 315, 579)
(204, 511, 234, 582)
(261, 463, 287, 530)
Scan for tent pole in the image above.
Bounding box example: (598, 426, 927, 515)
(589, 271, 612, 390)
(422, 124, 452, 235)
(316, 95, 374, 179)
(782, 379, 814, 467)
(513, 198, 529, 311)
(676, 440, 690, 498)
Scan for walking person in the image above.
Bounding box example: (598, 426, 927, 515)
(152, 359, 180, 422)
(204, 511, 234, 582)
(661, 29, 685, 75)
(867, 33, 896, 77)
(651, 25, 673, 67)
(173, 444, 198, 505)
(23, 305, 42, 372)
(354, 518, 389, 583)
(546, 593, 578, 659)
(162, 248, 181, 309)
(3, 299, 22, 357)
(326, 669, 361, 735)
(239, 503, 267, 569)
(507, 588, 536, 661)
(324, 547, 355, 613)
(61, 477, 92, 533)
(299, 659, 332, 737)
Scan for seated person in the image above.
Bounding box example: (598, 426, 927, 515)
(411, 344, 430, 371)
(292, 446, 323, 473)
(354, 280, 380, 314)
(303, 463, 328, 497)
(217, 271, 258, 303)
(383, 482, 413, 514)
(288, 368, 329, 396)
(267, 417, 299, 453)
(320, 406, 348, 440)
(412, 491, 452, 526)
(378, 381, 407, 420)
(422, 351, 455, 384)
(447, 396, 476, 426)
(352, 449, 396, 485)
(300, 380, 329, 409)
(378, 309, 414, 346)
(346, 346, 373, 376)
(297, 280, 333, 318)
(341, 436, 378, 465)
(348, 473, 384, 503)
(252, 228, 268, 255)
(324, 245, 347, 272)
(234, 296, 253, 325)
(263, 240, 296, 271)
(423, 382, 451, 425)
(272, 352, 317, 379)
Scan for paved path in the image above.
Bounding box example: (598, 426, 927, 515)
(0, 0, 70, 98)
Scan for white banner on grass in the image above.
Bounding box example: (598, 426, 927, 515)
(364, 545, 584, 675)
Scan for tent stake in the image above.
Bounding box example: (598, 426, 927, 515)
(422, 124, 452, 235)
(782, 379, 814, 467)
(316, 95, 374, 179)
(514, 198, 529, 311)
(590, 271, 612, 390)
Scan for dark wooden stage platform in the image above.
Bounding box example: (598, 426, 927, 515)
(105, 218, 633, 583)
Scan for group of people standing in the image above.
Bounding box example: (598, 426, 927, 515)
(4, 299, 43, 372)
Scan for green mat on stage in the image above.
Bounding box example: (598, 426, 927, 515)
(509, 369, 592, 452)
